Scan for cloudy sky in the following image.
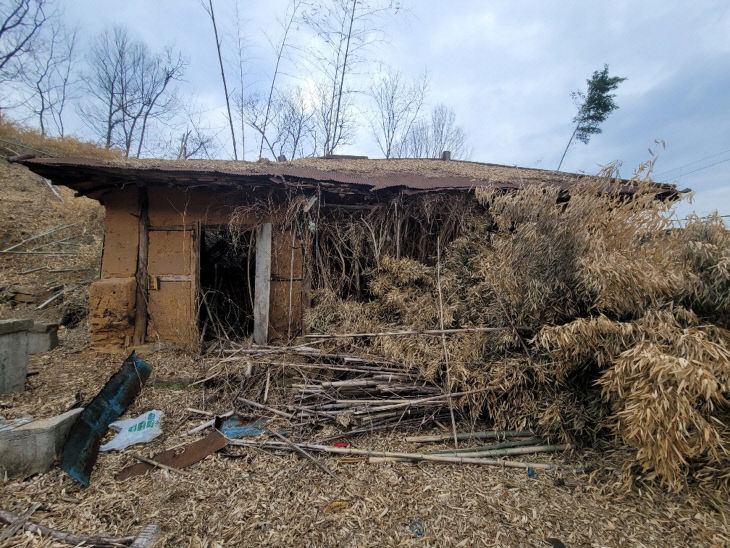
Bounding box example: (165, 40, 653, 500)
(55, 1, 730, 219)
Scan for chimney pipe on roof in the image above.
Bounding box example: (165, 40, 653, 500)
(277, 154, 287, 162)
(441, 151, 451, 161)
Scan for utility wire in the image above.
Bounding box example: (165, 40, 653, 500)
(656, 148, 730, 179)
(673, 157, 730, 179)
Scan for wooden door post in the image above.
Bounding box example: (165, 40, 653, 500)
(253, 223, 272, 345)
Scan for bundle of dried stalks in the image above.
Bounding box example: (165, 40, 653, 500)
(305, 177, 730, 492)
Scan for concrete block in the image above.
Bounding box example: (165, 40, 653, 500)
(0, 408, 83, 478)
(27, 322, 59, 354)
(0, 319, 31, 394)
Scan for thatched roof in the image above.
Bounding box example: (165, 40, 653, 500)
(12, 155, 682, 199)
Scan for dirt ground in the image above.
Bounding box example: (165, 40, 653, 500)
(1, 159, 729, 546)
(0, 328, 728, 547)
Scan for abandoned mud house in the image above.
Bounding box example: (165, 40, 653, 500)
(16, 156, 680, 350)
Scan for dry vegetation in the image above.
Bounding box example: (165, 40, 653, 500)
(0, 117, 109, 325)
(306, 180, 730, 493)
(1, 122, 729, 544)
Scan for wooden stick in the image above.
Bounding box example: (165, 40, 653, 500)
(184, 410, 234, 435)
(36, 288, 68, 310)
(436, 236, 459, 449)
(406, 430, 535, 443)
(43, 178, 64, 201)
(305, 326, 512, 339)
(127, 452, 192, 476)
(0, 508, 136, 547)
(423, 444, 568, 459)
(428, 438, 543, 454)
(265, 428, 338, 480)
(1, 223, 78, 252)
(237, 397, 295, 420)
(226, 440, 577, 471)
(0, 502, 40, 540)
(348, 388, 490, 413)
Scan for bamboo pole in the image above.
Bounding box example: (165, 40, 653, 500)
(237, 397, 295, 420)
(427, 438, 544, 454)
(425, 443, 567, 459)
(1, 223, 77, 252)
(265, 428, 338, 480)
(128, 452, 192, 477)
(226, 439, 576, 471)
(405, 430, 534, 443)
(305, 326, 513, 339)
(436, 236, 459, 449)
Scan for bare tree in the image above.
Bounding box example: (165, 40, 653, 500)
(201, 0, 238, 159)
(242, 87, 315, 160)
(22, 20, 76, 136)
(368, 68, 427, 158)
(396, 103, 468, 159)
(79, 26, 185, 156)
(231, 0, 247, 160)
(0, 0, 49, 86)
(254, 0, 301, 160)
(303, 0, 398, 155)
(429, 103, 467, 158)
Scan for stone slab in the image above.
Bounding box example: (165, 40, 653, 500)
(0, 329, 28, 394)
(0, 319, 33, 335)
(0, 408, 83, 478)
(27, 322, 59, 354)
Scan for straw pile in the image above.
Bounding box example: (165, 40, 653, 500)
(305, 180, 730, 491)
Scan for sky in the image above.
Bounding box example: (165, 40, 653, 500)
(47, 1, 730, 219)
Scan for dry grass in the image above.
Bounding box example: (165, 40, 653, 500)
(1, 334, 729, 546)
(306, 180, 730, 492)
(0, 114, 122, 160)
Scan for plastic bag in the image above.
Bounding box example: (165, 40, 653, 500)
(99, 410, 164, 452)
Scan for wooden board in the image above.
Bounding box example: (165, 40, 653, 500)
(146, 228, 197, 345)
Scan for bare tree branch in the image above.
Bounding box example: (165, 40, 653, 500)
(201, 0, 238, 160)
(368, 68, 427, 158)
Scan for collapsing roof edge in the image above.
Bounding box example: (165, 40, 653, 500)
(11, 155, 684, 199)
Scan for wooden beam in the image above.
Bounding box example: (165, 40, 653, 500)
(133, 188, 149, 345)
(253, 222, 272, 345)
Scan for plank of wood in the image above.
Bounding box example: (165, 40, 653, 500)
(253, 222, 272, 345)
(134, 188, 149, 345)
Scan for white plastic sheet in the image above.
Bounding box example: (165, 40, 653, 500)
(100, 410, 164, 452)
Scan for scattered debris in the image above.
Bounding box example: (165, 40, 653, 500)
(100, 410, 164, 452)
(0, 502, 40, 541)
(226, 438, 578, 472)
(217, 416, 268, 439)
(115, 430, 227, 481)
(62, 353, 153, 486)
(0, 507, 137, 547)
(409, 521, 425, 537)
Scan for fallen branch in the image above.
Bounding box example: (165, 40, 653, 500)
(305, 326, 513, 339)
(226, 439, 578, 472)
(237, 397, 295, 420)
(0, 502, 40, 540)
(265, 428, 338, 480)
(406, 430, 535, 444)
(184, 410, 234, 435)
(0, 508, 136, 547)
(36, 287, 71, 310)
(1, 223, 78, 252)
(127, 452, 192, 477)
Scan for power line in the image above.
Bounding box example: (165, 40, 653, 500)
(673, 157, 730, 179)
(655, 147, 730, 179)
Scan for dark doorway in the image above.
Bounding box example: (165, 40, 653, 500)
(198, 226, 255, 341)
